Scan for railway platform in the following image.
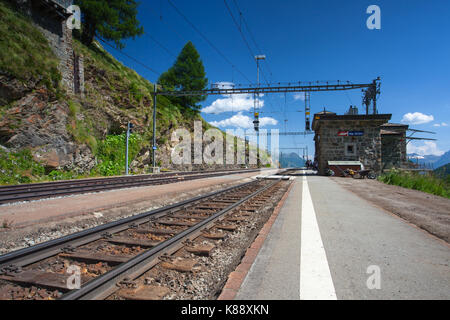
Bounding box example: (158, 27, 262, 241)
(231, 171, 450, 300)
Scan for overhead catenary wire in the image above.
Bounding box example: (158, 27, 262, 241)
(223, 0, 270, 86)
(144, 5, 186, 44)
(167, 0, 253, 84)
(98, 38, 161, 76)
(223, 0, 277, 114)
(231, 0, 274, 80)
(143, 31, 176, 58)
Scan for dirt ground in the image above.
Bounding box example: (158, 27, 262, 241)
(333, 177, 450, 244)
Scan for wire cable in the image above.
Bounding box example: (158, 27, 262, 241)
(167, 0, 253, 84)
(224, 0, 270, 86)
(143, 31, 176, 58)
(231, 0, 274, 80)
(98, 38, 161, 76)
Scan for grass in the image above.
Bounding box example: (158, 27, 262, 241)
(0, 1, 61, 92)
(95, 133, 143, 176)
(66, 100, 98, 154)
(0, 149, 44, 184)
(0, 148, 89, 185)
(72, 39, 154, 110)
(378, 169, 450, 199)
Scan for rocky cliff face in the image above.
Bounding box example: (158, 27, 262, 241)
(0, 79, 96, 173)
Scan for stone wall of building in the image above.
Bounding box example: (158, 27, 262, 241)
(32, 10, 74, 92)
(12, 0, 84, 95)
(313, 115, 391, 175)
(381, 135, 404, 170)
(380, 125, 408, 170)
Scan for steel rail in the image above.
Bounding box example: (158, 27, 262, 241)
(0, 169, 258, 192)
(60, 179, 279, 300)
(0, 180, 260, 270)
(0, 169, 260, 205)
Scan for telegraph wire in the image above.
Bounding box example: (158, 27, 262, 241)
(145, 5, 186, 44)
(223, 0, 276, 116)
(223, 0, 255, 58)
(223, 0, 270, 86)
(167, 0, 253, 84)
(143, 31, 176, 58)
(98, 38, 161, 76)
(231, 0, 274, 80)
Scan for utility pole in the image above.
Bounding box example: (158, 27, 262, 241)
(152, 84, 158, 172)
(125, 122, 133, 175)
(254, 55, 265, 168)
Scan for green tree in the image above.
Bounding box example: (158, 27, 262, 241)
(158, 41, 208, 114)
(75, 0, 143, 48)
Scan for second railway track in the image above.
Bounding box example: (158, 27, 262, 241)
(0, 168, 260, 205)
(0, 178, 290, 300)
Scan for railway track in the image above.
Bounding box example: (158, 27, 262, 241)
(0, 168, 260, 205)
(0, 178, 287, 300)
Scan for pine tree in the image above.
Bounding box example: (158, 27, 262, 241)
(158, 41, 208, 114)
(75, 0, 144, 49)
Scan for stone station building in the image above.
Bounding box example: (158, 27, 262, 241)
(312, 110, 409, 176)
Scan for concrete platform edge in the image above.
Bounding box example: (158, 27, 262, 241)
(217, 181, 295, 300)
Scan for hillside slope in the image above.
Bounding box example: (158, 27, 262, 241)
(434, 163, 450, 180)
(433, 151, 450, 169)
(0, 2, 259, 184)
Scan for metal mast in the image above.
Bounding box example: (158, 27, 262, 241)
(254, 55, 266, 167)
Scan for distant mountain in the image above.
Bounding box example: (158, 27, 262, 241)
(280, 152, 305, 168)
(407, 153, 441, 165)
(433, 151, 450, 169)
(408, 151, 450, 169)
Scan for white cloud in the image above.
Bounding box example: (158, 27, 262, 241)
(407, 141, 445, 156)
(202, 94, 264, 114)
(209, 112, 278, 129)
(260, 116, 278, 127)
(433, 122, 448, 127)
(212, 81, 235, 89)
(293, 94, 305, 101)
(401, 112, 434, 125)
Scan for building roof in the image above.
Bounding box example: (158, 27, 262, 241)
(381, 123, 408, 127)
(381, 129, 402, 135)
(35, 0, 72, 19)
(315, 110, 336, 116)
(312, 113, 392, 131)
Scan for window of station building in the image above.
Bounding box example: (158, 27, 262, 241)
(345, 143, 356, 156)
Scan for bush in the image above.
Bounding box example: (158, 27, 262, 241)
(97, 133, 143, 176)
(378, 169, 450, 199)
(48, 170, 78, 181)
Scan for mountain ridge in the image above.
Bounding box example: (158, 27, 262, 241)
(408, 150, 450, 169)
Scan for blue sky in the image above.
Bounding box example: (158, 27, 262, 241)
(107, 0, 450, 158)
